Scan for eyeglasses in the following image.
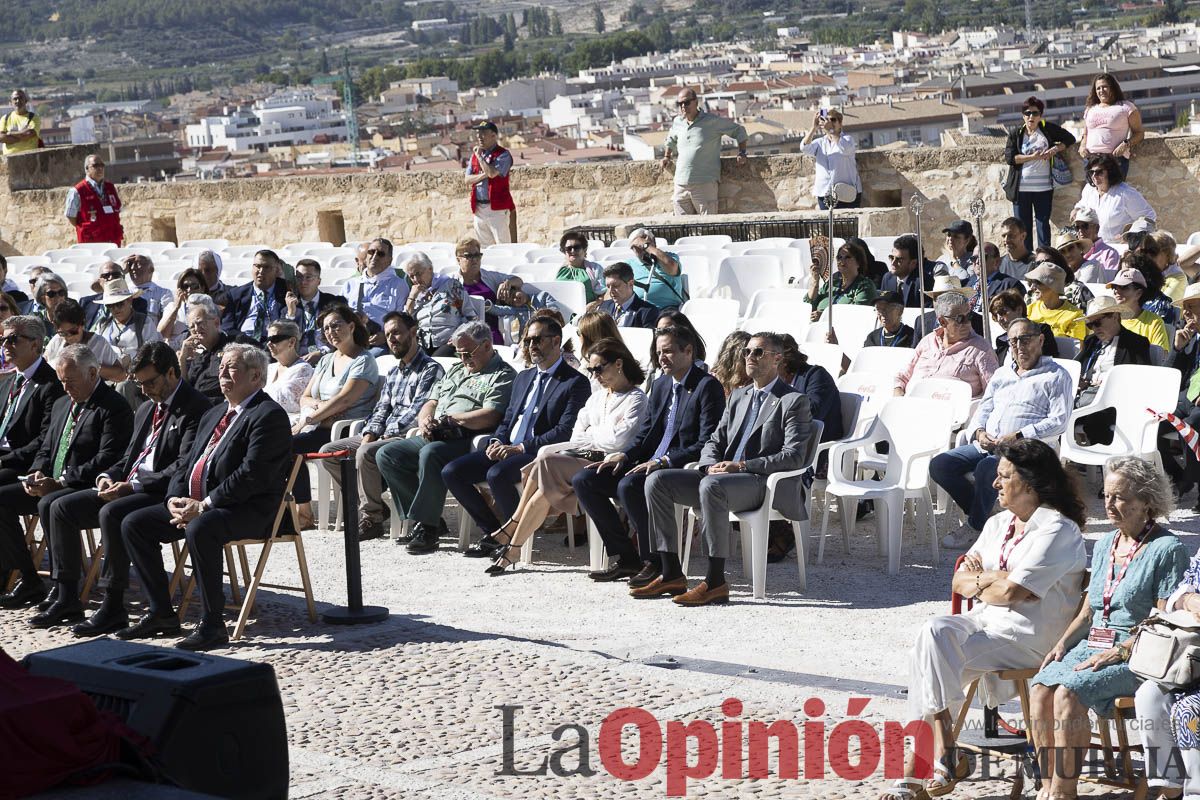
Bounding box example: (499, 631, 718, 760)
(563, 245, 585, 253)
(366, 248, 388, 257)
(43, 289, 67, 299)
(57, 326, 81, 338)
(131, 372, 165, 389)
(741, 347, 779, 360)
(676, 98, 695, 107)
(458, 252, 483, 260)
(1088, 169, 1106, 176)
(1022, 110, 1040, 117)
(1085, 315, 1117, 329)
(942, 313, 972, 325)
(99, 272, 122, 280)
(0, 334, 34, 346)
(455, 342, 484, 360)
(1009, 333, 1042, 348)
(586, 361, 611, 375)
(523, 333, 554, 345)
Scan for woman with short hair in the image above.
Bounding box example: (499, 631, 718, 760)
(1072, 154, 1155, 244)
(1003, 96, 1076, 250)
(1031, 456, 1188, 800)
(157, 268, 208, 347)
(264, 319, 314, 419)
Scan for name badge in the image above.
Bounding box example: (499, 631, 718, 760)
(1086, 626, 1116, 651)
(102, 205, 114, 214)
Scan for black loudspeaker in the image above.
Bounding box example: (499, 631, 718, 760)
(23, 638, 288, 799)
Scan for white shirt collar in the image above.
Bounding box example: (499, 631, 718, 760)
(537, 356, 563, 377)
(18, 356, 43, 382)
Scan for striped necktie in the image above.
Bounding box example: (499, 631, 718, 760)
(188, 409, 235, 500)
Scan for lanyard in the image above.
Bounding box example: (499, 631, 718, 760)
(880, 329, 906, 347)
(1102, 522, 1155, 622)
(997, 516, 1028, 572)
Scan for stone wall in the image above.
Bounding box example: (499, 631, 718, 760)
(5, 137, 1200, 257)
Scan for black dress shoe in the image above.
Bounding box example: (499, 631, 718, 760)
(628, 564, 662, 589)
(358, 519, 386, 542)
(30, 599, 85, 629)
(36, 584, 60, 612)
(72, 604, 130, 637)
(0, 577, 48, 609)
(406, 524, 439, 554)
(176, 624, 230, 652)
(115, 612, 182, 640)
(589, 561, 642, 582)
(465, 535, 504, 558)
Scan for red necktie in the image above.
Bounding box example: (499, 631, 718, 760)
(188, 409, 235, 500)
(126, 403, 167, 482)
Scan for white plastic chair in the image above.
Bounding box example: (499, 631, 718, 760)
(221, 244, 274, 259)
(124, 241, 175, 255)
(681, 298, 740, 356)
(1059, 364, 1179, 470)
(619, 327, 654, 369)
(712, 255, 784, 314)
(859, 235, 907, 265)
(807, 391, 865, 522)
(1188, 232, 1200, 247)
(750, 289, 814, 320)
(69, 242, 118, 255)
(738, 315, 810, 343)
(673, 234, 732, 248)
(677, 254, 715, 293)
(67, 278, 96, 297)
(523, 247, 560, 262)
(7, 256, 51, 270)
(525, 280, 586, 317)
(797, 342, 845, 378)
(592, 247, 637, 263)
(44, 249, 82, 262)
(512, 263, 562, 283)
(678, 422, 824, 598)
(1053, 357, 1081, 399)
(725, 238, 797, 256)
(103, 247, 151, 261)
(907, 378, 974, 429)
(180, 239, 231, 251)
(484, 242, 540, 259)
(820, 397, 951, 574)
(1055, 336, 1081, 359)
(827, 304, 883, 359)
(849, 346, 917, 376)
(480, 253, 524, 271)
(741, 247, 805, 288)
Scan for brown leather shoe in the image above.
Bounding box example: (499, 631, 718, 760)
(672, 581, 730, 606)
(629, 576, 687, 598)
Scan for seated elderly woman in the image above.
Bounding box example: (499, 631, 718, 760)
(1030, 456, 1188, 800)
(43, 299, 124, 383)
(454, 235, 522, 344)
(264, 319, 315, 420)
(30, 272, 69, 336)
(401, 251, 479, 356)
(1135, 538, 1200, 800)
(1074, 295, 1152, 446)
(554, 229, 604, 302)
(291, 305, 381, 528)
(882, 439, 1088, 800)
(480, 337, 648, 576)
(894, 290, 999, 399)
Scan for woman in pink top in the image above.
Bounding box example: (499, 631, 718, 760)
(1079, 73, 1143, 179)
(894, 290, 999, 398)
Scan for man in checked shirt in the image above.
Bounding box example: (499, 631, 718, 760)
(317, 312, 443, 541)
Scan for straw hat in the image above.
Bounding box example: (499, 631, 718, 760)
(1052, 230, 1092, 254)
(1173, 282, 1200, 308)
(1082, 294, 1135, 322)
(923, 275, 963, 298)
(95, 276, 143, 305)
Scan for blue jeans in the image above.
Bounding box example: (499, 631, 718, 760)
(929, 444, 1000, 532)
(1013, 190, 1053, 251)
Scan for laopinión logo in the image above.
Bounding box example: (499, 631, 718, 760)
(496, 697, 934, 796)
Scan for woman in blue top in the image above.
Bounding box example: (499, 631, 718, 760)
(291, 304, 381, 528)
(1029, 456, 1188, 800)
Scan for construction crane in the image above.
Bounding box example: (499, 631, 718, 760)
(1025, 0, 1033, 34)
(342, 51, 360, 168)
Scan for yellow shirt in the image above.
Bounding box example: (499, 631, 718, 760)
(1028, 299, 1086, 341)
(1, 111, 40, 154)
(1123, 310, 1170, 351)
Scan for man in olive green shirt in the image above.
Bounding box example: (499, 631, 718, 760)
(376, 321, 515, 554)
(660, 87, 748, 216)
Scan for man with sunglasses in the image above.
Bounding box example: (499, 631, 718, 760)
(38, 342, 211, 633)
(342, 237, 408, 337)
(64, 154, 123, 245)
(634, 333, 812, 606)
(80, 261, 149, 328)
(1074, 295, 1151, 449)
(375, 320, 515, 554)
(896, 291, 997, 398)
(932, 318, 1072, 549)
(465, 120, 516, 245)
(661, 88, 748, 216)
(221, 249, 290, 344)
(446, 317, 589, 556)
(1072, 207, 1120, 282)
(0, 316, 64, 486)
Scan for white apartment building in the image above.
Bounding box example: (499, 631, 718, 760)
(185, 91, 349, 152)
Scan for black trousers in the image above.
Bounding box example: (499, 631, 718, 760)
(123, 504, 270, 624)
(47, 489, 163, 588)
(442, 450, 534, 534)
(571, 467, 651, 564)
(0, 480, 76, 579)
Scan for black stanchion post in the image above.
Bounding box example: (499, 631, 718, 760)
(321, 455, 389, 625)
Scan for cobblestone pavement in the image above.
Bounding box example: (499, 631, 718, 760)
(10, 473, 1200, 799)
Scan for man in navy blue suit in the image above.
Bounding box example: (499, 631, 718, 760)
(596, 262, 659, 328)
(573, 326, 724, 584)
(444, 317, 590, 556)
(880, 235, 937, 309)
(220, 249, 290, 343)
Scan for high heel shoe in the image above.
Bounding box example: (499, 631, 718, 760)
(485, 547, 518, 576)
(466, 520, 516, 558)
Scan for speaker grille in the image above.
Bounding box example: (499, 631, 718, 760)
(86, 690, 133, 721)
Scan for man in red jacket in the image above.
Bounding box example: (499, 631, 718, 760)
(464, 120, 515, 245)
(63, 154, 123, 246)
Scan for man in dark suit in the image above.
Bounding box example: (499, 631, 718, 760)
(0, 315, 64, 484)
(119, 343, 292, 650)
(0, 344, 133, 610)
(574, 326, 724, 584)
(181, 295, 260, 404)
(42, 343, 211, 634)
(220, 249, 290, 343)
(445, 316, 590, 555)
(287, 258, 342, 358)
(597, 262, 659, 328)
(635, 332, 813, 606)
(880, 235, 936, 309)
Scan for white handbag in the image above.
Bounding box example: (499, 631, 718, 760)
(1128, 608, 1200, 690)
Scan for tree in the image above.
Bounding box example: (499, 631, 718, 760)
(593, 4, 605, 32)
(550, 11, 562, 36)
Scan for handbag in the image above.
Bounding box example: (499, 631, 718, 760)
(1128, 607, 1200, 690)
(562, 447, 605, 462)
(1051, 153, 1073, 186)
(1002, 164, 1019, 202)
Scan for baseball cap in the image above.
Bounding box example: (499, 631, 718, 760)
(942, 220, 973, 237)
(1107, 268, 1147, 289)
(874, 290, 904, 307)
(471, 120, 498, 133)
(1073, 208, 1100, 225)
(1025, 264, 1067, 294)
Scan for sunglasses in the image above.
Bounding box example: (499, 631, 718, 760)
(676, 99, 695, 107)
(523, 333, 554, 345)
(1009, 334, 1041, 348)
(563, 245, 585, 253)
(1088, 169, 1106, 176)
(0, 334, 34, 346)
(458, 252, 483, 259)
(456, 342, 483, 359)
(43, 289, 67, 299)
(1085, 315, 1117, 329)
(99, 272, 122, 280)
(180, 283, 202, 292)
(266, 333, 295, 344)
(586, 361, 611, 375)
(366, 249, 388, 257)
(57, 326, 81, 338)
(1022, 110, 1040, 117)
(942, 313, 972, 325)
(741, 347, 779, 360)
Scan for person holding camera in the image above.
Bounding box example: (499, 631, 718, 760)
(802, 108, 861, 209)
(628, 228, 687, 311)
(375, 321, 515, 555)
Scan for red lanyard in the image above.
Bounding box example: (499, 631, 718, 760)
(998, 516, 1028, 572)
(1102, 522, 1154, 622)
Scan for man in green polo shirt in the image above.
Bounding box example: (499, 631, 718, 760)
(660, 87, 748, 216)
(376, 320, 515, 554)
